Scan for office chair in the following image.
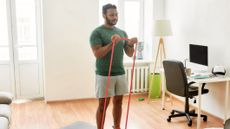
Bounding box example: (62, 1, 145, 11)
(225, 119, 230, 129)
(163, 60, 209, 126)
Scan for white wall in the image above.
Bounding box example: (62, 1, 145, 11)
(151, 0, 165, 66)
(43, 0, 97, 101)
(165, 0, 230, 119)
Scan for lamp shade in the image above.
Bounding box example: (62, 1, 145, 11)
(153, 20, 172, 37)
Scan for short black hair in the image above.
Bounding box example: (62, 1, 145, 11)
(102, 4, 117, 15)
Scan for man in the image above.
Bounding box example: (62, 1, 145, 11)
(90, 4, 137, 129)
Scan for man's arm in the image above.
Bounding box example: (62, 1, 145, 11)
(91, 34, 121, 58)
(91, 43, 113, 58)
(124, 37, 138, 57)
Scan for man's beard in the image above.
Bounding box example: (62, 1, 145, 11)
(105, 17, 117, 26)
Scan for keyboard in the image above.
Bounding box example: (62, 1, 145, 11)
(190, 75, 210, 79)
(189, 73, 213, 79)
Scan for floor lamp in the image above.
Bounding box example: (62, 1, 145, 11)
(148, 20, 172, 101)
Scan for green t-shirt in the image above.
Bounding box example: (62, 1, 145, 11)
(90, 25, 128, 76)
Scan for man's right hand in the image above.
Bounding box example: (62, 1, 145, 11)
(111, 34, 121, 44)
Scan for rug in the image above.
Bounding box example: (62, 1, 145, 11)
(60, 121, 96, 129)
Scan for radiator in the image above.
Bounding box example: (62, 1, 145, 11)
(124, 64, 150, 93)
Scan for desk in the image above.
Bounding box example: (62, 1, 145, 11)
(160, 69, 230, 129)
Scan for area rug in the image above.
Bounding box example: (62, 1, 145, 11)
(60, 121, 96, 129)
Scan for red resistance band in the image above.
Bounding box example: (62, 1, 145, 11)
(101, 38, 137, 129)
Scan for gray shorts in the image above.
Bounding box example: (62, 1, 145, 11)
(95, 74, 128, 98)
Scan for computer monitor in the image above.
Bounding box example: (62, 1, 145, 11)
(189, 44, 208, 66)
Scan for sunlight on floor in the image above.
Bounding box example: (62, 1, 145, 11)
(13, 99, 32, 104)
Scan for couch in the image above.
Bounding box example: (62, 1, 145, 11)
(0, 92, 13, 129)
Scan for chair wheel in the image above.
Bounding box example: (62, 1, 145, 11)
(167, 117, 171, 122)
(194, 99, 196, 103)
(171, 111, 175, 115)
(203, 116, 207, 122)
(187, 120, 192, 126)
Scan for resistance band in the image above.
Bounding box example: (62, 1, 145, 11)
(100, 39, 116, 129)
(101, 37, 137, 129)
(124, 39, 137, 129)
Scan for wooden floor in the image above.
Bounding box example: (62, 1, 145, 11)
(10, 94, 224, 129)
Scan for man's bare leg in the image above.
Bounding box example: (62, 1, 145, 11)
(113, 95, 123, 129)
(96, 98, 110, 129)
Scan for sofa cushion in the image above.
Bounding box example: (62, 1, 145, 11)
(0, 92, 13, 104)
(0, 117, 9, 129)
(0, 104, 11, 121)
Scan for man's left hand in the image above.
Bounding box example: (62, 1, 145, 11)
(127, 37, 138, 47)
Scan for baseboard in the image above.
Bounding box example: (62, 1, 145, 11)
(46, 97, 96, 103)
(46, 93, 148, 103)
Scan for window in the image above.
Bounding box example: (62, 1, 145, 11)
(124, 1, 143, 40)
(0, 0, 41, 61)
(99, 0, 153, 61)
(15, 0, 38, 60)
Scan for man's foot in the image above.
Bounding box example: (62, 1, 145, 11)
(112, 126, 121, 129)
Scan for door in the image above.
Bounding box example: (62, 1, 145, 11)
(0, 0, 43, 99)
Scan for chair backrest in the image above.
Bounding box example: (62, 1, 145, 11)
(163, 60, 188, 97)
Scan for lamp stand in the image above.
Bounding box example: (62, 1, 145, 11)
(148, 37, 166, 101)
